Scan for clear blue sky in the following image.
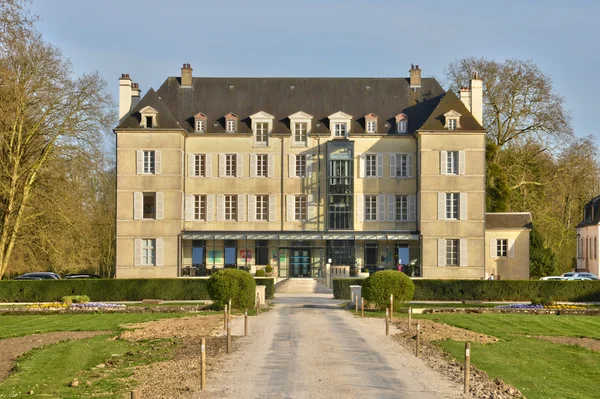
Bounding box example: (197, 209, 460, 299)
(30, 0, 599, 139)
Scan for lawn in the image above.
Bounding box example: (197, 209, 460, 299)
(417, 313, 600, 399)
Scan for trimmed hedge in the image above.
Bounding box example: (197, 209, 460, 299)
(255, 277, 275, 300)
(334, 278, 600, 302)
(362, 271, 415, 309)
(0, 277, 275, 302)
(208, 269, 256, 309)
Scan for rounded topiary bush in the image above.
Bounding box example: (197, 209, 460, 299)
(255, 269, 266, 277)
(207, 269, 256, 310)
(362, 270, 415, 309)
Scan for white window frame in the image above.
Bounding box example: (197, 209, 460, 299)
(296, 155, 307, 177)
(256, 154, 267, 177)
(496, 238, 508, 257)
(226, 119, 237, 133)
(448, 119, 457, 130)
(143, 150, 155, 174)
(193, 154, 205, 177)
(289, 112, 313, 147)
(142, 238, 156, 266)
(365, 195, 377, 221)
(194, 194, 206, 221)
(328, 111, 352, 138)
(139, 106, 158, 128)
(396, 154, 408, 177)
(225, 154, 236, 177)
(446, 239, 459, 266)
(293, 122, 308, 146)
(444, 110, 462, 130)
(365, 154, 377, 177)
(447, 151, 458, 174)
(334, 123, 347, 137)
(255, 194, 268, 221)
(225, 195, 237, 221)
(395, 195, 408, 221)
(295, 195, 307, 221)
(195, 119, 205, 133)
(366, 120, 377, 133)
(250, 111, 274, 147)
(446, 193, 460, 220)
(397, 119, 407, 133)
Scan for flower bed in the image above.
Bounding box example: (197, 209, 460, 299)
(495, 304, 587, 310)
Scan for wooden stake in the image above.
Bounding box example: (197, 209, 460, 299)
(416, 322, 420, 357)
(385, 308, 389, 336)
(200, 338, 206, 391)
(131, 391, 140, 399)
(244, 308, 248, 336)
(464, 342, 471, 394)
(355, 297, 358, 314)
(361, 298, 364, 319)
(408, 306, 412, 331)
(223, 304, 228, 330)
(390, 294, 394, 321)
(228, 298, 232, 318)
(227, 317, 232, 354)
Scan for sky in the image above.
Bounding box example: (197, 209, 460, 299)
(29, 0, 600, 139)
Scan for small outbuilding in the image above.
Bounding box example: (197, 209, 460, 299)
(485, 212, 533, 280)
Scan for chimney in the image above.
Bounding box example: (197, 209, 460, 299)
(458, 72, 483, 126)
(131, 82, 141, 110)
(119, 73, 132, 122)
(460, 86, 471, 111)
(409, 64, 422, 89)
(181, 63, 193, 88)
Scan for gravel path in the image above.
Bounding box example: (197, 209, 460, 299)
(200, 294, 464, 399)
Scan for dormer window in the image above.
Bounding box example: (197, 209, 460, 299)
(139, 106, 158, 129)
(250, 111, 274, 147)
(194, 112, 207, 133)
(365, 113, 378, 133)
(289, 111, 313, 147)
(225, 112, 239, 133)
(328, 111, 352, 138)
(444, 110, 462, 130)
(395, 113, 408, 134)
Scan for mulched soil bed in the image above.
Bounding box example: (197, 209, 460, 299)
(532, 336, 600, 352)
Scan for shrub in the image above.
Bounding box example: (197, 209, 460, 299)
(62, 295, 90, 305)
(333, 278, 365, 299)
(255, 269, 266, 277)
(255, 277, 275, 300)
(207, 269, 256, 310)
(362, 271, 415, 309)
(265, 265, 273, 274)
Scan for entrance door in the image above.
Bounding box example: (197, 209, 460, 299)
(365, 243, 378, 273)
(290, 249, 310, 277)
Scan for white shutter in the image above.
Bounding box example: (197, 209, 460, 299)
(156, 192, 164, 220)
(181, 192, 185, 220)
(236, 154, 243, 177)
(438, 239, 446, 266)
(459, 151, 466, 175)
(205, 154, 212, 177)
(219, 154, 225, 177)
(306, 154, 313, 175)
(377, 194, 385, 221)
(308, 194, 316, 220)
(390, 154, 397, 178)
(185, 194, 193, 221)
(188, 154, 195, 177)
(217, 195, 224, 221)
(289, 154, 296, 177)
(490, 238, 497, 258)
(359, 155, 365, 178)
(136, 150, 143, 175)
(376, 154, 383, 177)
(156, 238, 164, 266)
(268, 195, 276, 221)
(250, 154, 257, 178)
(154, 151, 161, 174)
(409, 195, 416, 222)
(438, 192, 446, 220)
(248, 195, 256, 222)
(508, 239, 515, 259)
(459, 239, 468, 266)
(206, 195, 214, 222)
(238, 194, 246, 222)
(416, 192, 420, 221)
(407, 154, 414, 178)
(134, 192, 142, 220)
(286, 195, 295, 221)
(440, 150, 447, 175)
(356, 194, 364, 222)
(268, 154, 275, 178)
(387, 195, 395, 221)
(460, 193, 468, 220)
(134, 238, 142, 266)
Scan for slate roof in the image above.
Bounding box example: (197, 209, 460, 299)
(420, 90, 485, 131)
(116, 77, 466, 134)
(486, 213, 533, 230)
(576, 195, 600, 228)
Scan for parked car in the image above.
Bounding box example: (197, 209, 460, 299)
(565, 277, 594, 280)
(561, 272, 599, 280)
(539, 276, 566, 281)
(13, 272, 61, 280)
(63, 274, 101, 279)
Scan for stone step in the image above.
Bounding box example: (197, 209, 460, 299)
(275, 278, 331, 294)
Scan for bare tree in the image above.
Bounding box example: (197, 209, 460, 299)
(0, 2, 113, 278)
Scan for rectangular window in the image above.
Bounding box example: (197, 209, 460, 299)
(195, 120, 205, 133)
(296, 155, 307, 177)
(145, 116, 153, 128)
(395, 195, 408, 221)
(194, 154, 205, 177)
(256, 154, 267, 177)
(142, 238, 156, 265)
(447, 151, 459, 174)
(366, 120, 376, 133)
(255, 240, 269, 265)
(365, 195, 377, 221)
(226, 120, 236, 132)
(334, 123, 347, 137)
(448, 119, 457, 130)
(446, 239, 459, 266)
(225, 154, 236, 177)
(294, 122, 307, 145)
(143, 193, 156, 219)
(366, 154, 377, 177)
(194, 195, 206, 221)
(446, 193, 459, 220)
(397, 120, 407, 133)
(255, 122, 268, 146)
(496, 239, 508, 257)
(396, 154, 408, 177)
(256, 195, 268, 221)
(295, 195, 307, 221)
(225, 195, 237, 221)
(143, 150, 155, 174)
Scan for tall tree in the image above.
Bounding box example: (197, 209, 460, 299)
(0, 0, 113, 278)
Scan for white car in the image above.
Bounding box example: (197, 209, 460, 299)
(539, 276, 566, 281)
(561, 272, 599, 280)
